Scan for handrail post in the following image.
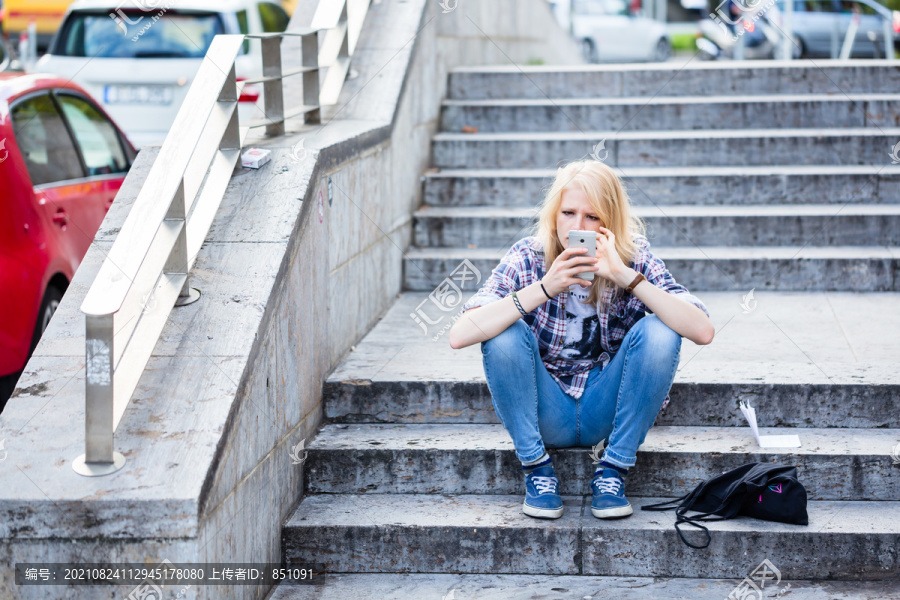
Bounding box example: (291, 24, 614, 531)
(780, 0, 794, 60)
(336, 2, 349, 66)
(167, 180, 198, 306)
(221, 64, 241, 149)
(301, 31, 321, 124)
(74, 314, 125, 476)
(262, 36, 285, 137)
(883, 17, 895, 61)
(319, 0, 356, 105)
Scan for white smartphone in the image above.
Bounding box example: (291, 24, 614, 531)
(568, 230, 597, 281)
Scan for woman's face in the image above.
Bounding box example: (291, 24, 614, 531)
(557, 186, 602, 249)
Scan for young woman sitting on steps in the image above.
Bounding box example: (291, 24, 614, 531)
(448, 159, 715, 520)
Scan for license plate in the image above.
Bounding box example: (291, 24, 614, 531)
(103, 85, 174, 105)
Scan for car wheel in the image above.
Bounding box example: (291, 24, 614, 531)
(654, 38, 672, 62)
(581, 38, 598, 63)
(28, 285, 64, 356)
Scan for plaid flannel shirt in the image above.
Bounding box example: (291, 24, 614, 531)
(462, 235, 710, 408)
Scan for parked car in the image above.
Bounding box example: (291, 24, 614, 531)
(785, 0, 900, 58)
(0, 72, 135, 408)
(572, 0, 672, 62)
(37, 0, 291, 148)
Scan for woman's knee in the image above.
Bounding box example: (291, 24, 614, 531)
(481, 319, 533, 361)
(629, 315, 682, 363)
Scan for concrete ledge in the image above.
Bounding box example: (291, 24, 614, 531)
(412, 204, 900, 247)
(325, 291, 900, 383)
(440, 94, 900, 132)
(327, 379, 900, 429)
(325, 290, 900, 427)
(431, 129, 900, 169)
(282, 494, 900, 579)
(304, 423, 900, 500)
(403, 248, 900, 291)
(422, 166, 900, 207)
(285, 494, 584, 575)
(446, 61, 900, 99)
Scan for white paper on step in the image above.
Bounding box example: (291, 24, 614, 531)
(739, 401, 801, 448)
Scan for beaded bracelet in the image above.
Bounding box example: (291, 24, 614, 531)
(511, 291, 527, 317)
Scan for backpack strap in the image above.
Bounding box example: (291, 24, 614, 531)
(642, 493, 690, 511)
(674, 515, 712, 549)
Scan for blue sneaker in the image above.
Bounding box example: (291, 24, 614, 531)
(522, 458, 564, 519)
(590, 467, 633, 519)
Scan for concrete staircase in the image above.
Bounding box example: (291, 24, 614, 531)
(268, 62, 900, 598)
(408, 63, 900, 293)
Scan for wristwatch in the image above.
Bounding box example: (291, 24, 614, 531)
(625, 272, 646, 294)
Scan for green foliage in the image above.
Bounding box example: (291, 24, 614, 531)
(671, 33, 699, 51)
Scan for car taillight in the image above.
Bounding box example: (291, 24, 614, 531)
(236, 78, 260, 104)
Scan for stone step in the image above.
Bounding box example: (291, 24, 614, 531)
(422, 166, 900, 207)
(267, 573, 900, 600)
(440, 94, 900, 132)
(431, 129, 900, 169)
(325, 378, 900, 429)
(447, 61, 900, 100)
(305, 424, 899, 500)
(324, 291, 900, 428)
(282, 494, 900, 579)
(411, 204, 900, 248)
(403, 246, 900, 291)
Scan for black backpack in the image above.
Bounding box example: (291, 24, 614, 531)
(642, 462, 809, 549)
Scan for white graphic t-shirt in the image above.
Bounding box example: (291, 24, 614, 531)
(560, 283, 604, 363)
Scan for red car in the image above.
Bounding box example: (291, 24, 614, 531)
(0, 72, 135, 407)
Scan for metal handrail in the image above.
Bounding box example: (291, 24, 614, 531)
(73, 0, 371, 476)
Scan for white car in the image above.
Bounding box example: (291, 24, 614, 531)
(572, 0, 672, 63)
(37, 0, 290, 148)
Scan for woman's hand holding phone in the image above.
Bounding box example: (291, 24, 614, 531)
(543, 228, 634, 297)
(543, 245, 599, 296)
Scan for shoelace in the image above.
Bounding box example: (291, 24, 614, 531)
(593, 475, 622, 495)
(531, 475, 559, 495)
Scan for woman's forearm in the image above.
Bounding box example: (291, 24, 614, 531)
(449, 281, 550, 349)
(617, 268, 715, 345)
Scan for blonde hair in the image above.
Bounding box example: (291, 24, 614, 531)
(527, 160, 645, 311)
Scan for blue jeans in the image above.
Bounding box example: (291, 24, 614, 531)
(481, 315, 681, 469)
